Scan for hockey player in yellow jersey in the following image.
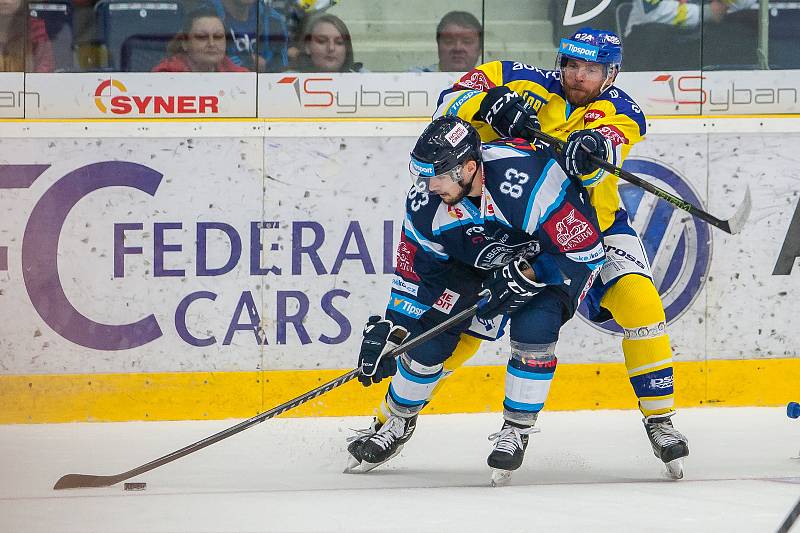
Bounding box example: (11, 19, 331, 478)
(352, 27, 689, 480)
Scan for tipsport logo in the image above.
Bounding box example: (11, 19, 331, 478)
(558, 39, 599, 62)
(577, 158, 712, 334)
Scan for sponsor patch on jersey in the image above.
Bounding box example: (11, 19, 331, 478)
(445, 122, 469, 147)
(578, 262, 601, 306)
(456, 70, 495, 92)
(447, 204, 467, 220)
(543, 203, 598, 252)
(584, 109, 605, 124)
(432, 289, 460, 314)
(391, 277, 419, 296)
(388, 292, 430, 319)
(566, 241, 605, 263)
(521, 90, 547, 113)
(446, 89, 480, 116)
(396, 235, 421, 281)
(596, 124, 628, 146)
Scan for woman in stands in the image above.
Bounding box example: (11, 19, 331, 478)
(294, 13, 365, 72)
(0, 0, 54, 72)
(153, 8, 248, 72)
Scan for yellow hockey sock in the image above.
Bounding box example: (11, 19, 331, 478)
(601, 274, 675, 417)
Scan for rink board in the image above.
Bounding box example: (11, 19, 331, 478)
(0, 123, 798, 422)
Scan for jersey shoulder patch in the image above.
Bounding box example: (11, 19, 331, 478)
(596, 86, 647, 136)
(541, 202, 599, 252)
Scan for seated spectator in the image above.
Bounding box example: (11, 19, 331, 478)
(152, 8, 249, 72)
(293, 13, 364, 72)
(0, 0, 55, 72)
(208, 0, 289, 72)
(411, 11, 482, 73)
(269, 0, 336, 66)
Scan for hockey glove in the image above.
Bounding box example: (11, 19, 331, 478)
(477, 258, 545, 320)
(478, 86, 541, 141)
(563, 129, 609, 176)
(357, 316, 409, 386)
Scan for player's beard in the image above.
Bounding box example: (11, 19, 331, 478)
(439, 168, 477, 205)
(563, 83, 600, 108)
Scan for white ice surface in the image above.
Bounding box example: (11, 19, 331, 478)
(1, 407, 799, 533)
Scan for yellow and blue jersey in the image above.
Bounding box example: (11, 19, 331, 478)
(434, 60, 647, 231)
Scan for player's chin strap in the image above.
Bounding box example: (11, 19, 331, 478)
(525, 126, 752, 235)
(598, 65, 619, 95)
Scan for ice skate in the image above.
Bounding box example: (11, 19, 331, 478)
(643, 413, 689, 480)
(343, 415, 417, 474)
(487, 420, 539, 486)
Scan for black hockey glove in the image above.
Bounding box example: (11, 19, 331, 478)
(478, 86, 541, 142)
(563, 129, 609, 176)
(477, 258, 545, 320)
(357, 316, 409, 386)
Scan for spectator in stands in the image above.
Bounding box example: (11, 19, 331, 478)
(208, 0, 289, 72)
(152, 8, 248, 72)
(293, 13, 364, 72)
(411, 11, 482, 73)
(0, 0, 55, 72)
(269, 0, 336, 66)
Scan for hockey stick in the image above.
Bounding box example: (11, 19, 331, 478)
(527, 127, 752, 235)
(777, 495, 800, 533)
(53, 294, 489, 490)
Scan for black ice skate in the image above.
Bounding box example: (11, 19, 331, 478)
(487, 420, 539, 487)
(643, 413, 689, 479)
(343, 415, 417, 474)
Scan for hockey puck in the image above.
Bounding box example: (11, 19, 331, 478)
(123, 482, 146, 491)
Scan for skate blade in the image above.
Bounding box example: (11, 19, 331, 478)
(343, 459, 382, 474)
(664, 458, 684, 480)
(343, 446, 404, 474)
(490, 468, 513, 487)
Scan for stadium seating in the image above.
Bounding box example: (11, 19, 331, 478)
(94, 0, 183, 71)
(29, 1, 74, 72)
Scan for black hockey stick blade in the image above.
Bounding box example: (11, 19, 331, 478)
(53, 294, 488, 490)
(527, 127, 752, 235)
(54, 473, 128, 490)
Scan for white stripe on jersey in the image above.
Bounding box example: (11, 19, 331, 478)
(431, 202, 467, 236)
(435, 89, 481, 118)
(481, 144, 530, 162)
(523, 159, 570, 235)
(404, 214, 449, 259)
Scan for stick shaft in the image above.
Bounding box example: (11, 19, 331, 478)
(54, 301, 482, 489)
(528, 128, 748, 234)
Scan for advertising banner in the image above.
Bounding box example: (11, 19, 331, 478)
(7, 70, 800, 119)
(0, 134, 798, 377)
(618, 70, 800, 116)
(0, 72, 25, 119)
(23, 73, 257, 118)
(258, 72, 459, 118)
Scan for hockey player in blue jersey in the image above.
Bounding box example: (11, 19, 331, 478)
(345, 116, 605, 485)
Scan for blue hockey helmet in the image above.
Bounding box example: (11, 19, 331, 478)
(409, 116, 481, 190)
(556, 27, 622, 94)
